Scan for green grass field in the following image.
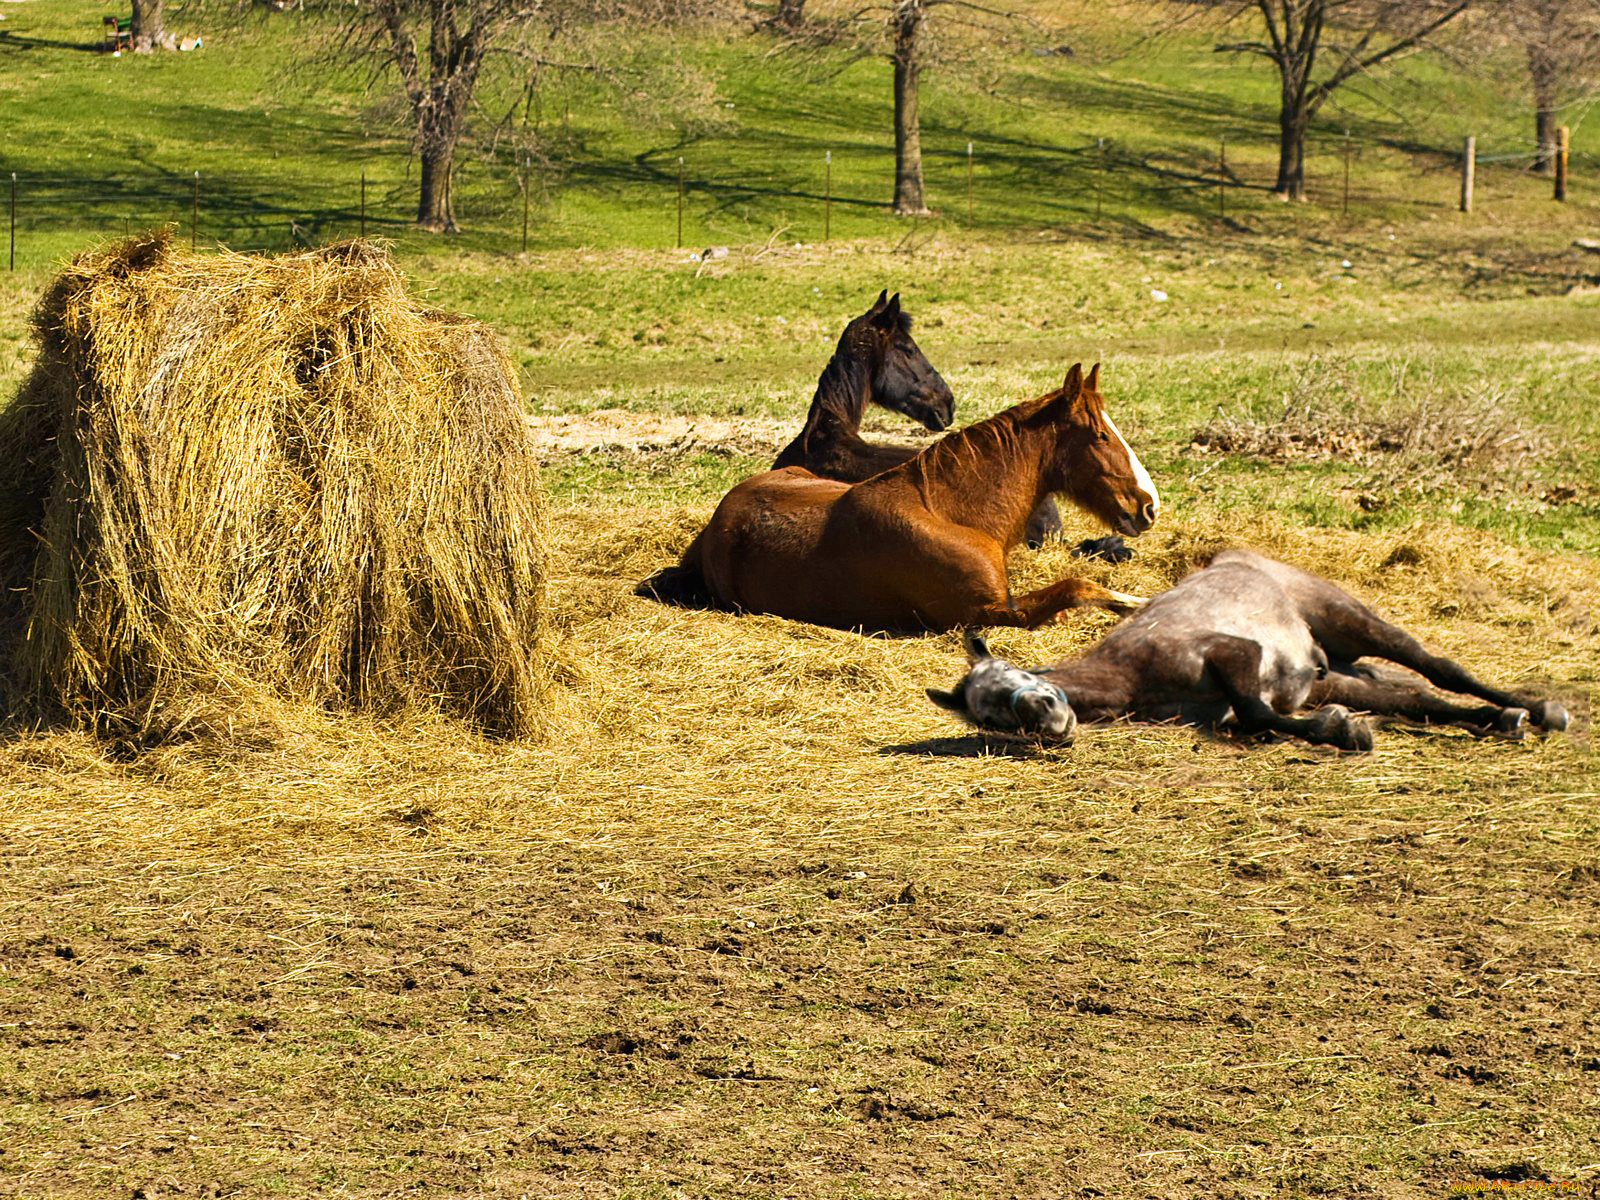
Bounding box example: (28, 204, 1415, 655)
(2, 2, 1599, 1196)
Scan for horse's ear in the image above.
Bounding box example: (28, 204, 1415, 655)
(872, 292, 902, 329)
(870, 288, 889, 312)
(963, 629, 991, 662)
(925, 687, 968, 713)
(1061, 363, 1084, 398)
(1086, 362, 1100, 391)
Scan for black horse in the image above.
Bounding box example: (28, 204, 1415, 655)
(771, 291, 1062, 549)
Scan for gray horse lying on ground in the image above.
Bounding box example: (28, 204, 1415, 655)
(926, 549, 1569, 751)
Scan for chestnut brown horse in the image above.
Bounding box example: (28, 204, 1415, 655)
(927, 549, 1570, 750)
(638, 291, 958, 608)
(772, 291, 1062, 549)
(672, 363, 1158, 632)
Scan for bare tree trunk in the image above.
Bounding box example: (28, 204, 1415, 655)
(417, 139, 456, 232)
(774, 0, 806, 30)
(1527, 40, 1560, 173)
(892, 0, 929, 216)
(378, 0, 487, 233)
(1224, 0, 1465, 203)
(1533, 106, 1558, 174)
(131, 0, 170, 52)
(1274, 94, 1309, 200)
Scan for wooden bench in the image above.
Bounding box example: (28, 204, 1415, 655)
(104, 14, 132, 53)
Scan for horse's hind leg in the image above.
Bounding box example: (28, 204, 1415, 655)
(1293, 585, 1568, 732)
(1202, 635, 1373, 751)
(1308, 669, 1530, 738)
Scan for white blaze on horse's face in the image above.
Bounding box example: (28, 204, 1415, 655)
(1103, 412, 1160, 534)
(961, 657, 1078, 740)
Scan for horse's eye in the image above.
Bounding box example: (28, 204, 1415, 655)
(1098, 429, 1110, 442)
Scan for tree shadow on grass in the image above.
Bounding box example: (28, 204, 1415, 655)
(0, 31, 106, 54)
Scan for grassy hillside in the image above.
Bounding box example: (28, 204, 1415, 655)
(0, 0, 1590, 260)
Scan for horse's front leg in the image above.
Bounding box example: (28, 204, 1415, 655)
(969, 577, 1145, 629)
(1202, 635, 1373, 751)
(1021, 498, 1063, 550)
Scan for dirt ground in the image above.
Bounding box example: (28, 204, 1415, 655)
(524, 408, 939, 460)
(2, 505, 1597, 1200)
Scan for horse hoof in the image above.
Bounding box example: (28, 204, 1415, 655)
(1309, 704, 1372, 752)
(1071, 535, 1133, 564)
(1532, 701, 1569, 732)
(1495, 708, 1529, 739)
(1106, 590, 1147, 614)
(1342, 715, 1374, 752)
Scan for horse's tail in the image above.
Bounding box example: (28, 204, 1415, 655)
(635, 532, 715, 609)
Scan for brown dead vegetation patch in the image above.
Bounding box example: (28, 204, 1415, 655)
(525, 407, 942, 461)
(1186, 355, 1570, 501)
(526, 408, 794, 459)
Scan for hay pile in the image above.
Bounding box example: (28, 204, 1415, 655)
(0, 232, 548, 742)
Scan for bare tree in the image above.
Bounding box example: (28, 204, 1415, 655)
(333, 0, 728, 233)
(1505, 0, 1600, 172)
(347, 0, 543, 232)
(1217, 0, 1468, 200)
(773, 0, 1035, 217)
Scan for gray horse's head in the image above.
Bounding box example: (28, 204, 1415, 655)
(925, 632, 1076, 740)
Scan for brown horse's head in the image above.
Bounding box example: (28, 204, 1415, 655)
(1039, 363, 1160, 537)
(841, 290, 954, 432)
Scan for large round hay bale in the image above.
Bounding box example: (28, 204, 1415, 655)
(0, 232, 548, 741)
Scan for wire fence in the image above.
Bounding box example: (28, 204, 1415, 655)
(4, 126, 1589, 268)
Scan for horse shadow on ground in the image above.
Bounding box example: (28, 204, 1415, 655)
(878, 733, 1067, 760)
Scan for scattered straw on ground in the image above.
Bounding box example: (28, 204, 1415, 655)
(1, 502, 1596, 1197)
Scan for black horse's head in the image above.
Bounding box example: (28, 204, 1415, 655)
(843, 290, 954, 432)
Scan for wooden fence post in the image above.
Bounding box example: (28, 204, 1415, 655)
(1459, 136, 1474, 214)
(676, 156, 684, 249)
(824, 150, 831, 242)
(966, 141, 974, 223)
(361, 169, 368, 240)
(1218, 135, 1226, 219)
(1556, 126, 1569, 201)
(8, 173, 14, 272)
(191, 171, 200, 249)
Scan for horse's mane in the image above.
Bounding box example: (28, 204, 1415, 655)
(898, 385, 1071, 482)
(808, 307, 910, 425)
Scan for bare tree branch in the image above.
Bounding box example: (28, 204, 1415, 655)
(1214, 1, 1469, 199)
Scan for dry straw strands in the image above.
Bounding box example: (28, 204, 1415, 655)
(0, 231, 548, 743)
